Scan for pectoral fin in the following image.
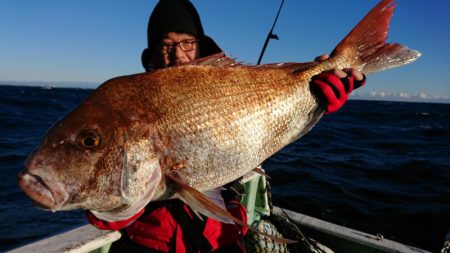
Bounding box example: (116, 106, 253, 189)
(166, 173, 297, 244)
(167, 173, 235, 224)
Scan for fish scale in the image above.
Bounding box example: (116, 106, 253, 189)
(151, 65, 321, 191)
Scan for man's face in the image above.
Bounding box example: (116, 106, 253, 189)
(159, 32, 200, 68)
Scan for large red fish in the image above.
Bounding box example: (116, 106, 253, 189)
(18, 0, 420, 224)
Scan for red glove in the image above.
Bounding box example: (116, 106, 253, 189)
(86, 208, 145, 230)
(311, 72, 366, 114)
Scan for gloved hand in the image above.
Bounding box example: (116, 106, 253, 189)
(311, 69, 366, 114)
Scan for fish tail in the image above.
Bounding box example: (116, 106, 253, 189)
(331, 0, 420, 74)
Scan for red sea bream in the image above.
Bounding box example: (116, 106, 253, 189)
(18, 0, 420, 225)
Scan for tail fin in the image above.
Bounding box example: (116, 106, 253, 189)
(331, 0, 421, 74)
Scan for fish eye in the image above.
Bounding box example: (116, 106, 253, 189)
(77, 130, 101, 149)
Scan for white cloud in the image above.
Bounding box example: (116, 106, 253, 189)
(398, 92, 410, 98)
(351, 91, 450, 104)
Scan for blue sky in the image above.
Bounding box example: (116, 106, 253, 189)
(1, 1, 449, 100)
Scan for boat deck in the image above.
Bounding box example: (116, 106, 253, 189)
(8, 207, 430, 253)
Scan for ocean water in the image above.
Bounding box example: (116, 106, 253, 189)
(0, 85, 448, 252)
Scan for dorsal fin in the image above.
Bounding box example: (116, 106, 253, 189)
(185, 52, 244, 67)
(186, 52, 318, 73)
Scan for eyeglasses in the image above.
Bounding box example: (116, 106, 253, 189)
(160, 40, 198, 54)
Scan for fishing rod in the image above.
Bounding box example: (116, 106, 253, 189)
(256, 0, 285, 65)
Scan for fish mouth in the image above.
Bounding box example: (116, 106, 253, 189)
(18, 172, 64, 210)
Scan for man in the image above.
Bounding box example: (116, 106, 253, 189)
(141, 0, 221, 71)
(88, 0, 365, 252)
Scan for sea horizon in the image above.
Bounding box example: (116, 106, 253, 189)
(1, 81, 449, 105)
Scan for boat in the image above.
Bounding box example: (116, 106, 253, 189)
(8, 172, 435, 253)
(6, 207, 432, 253)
